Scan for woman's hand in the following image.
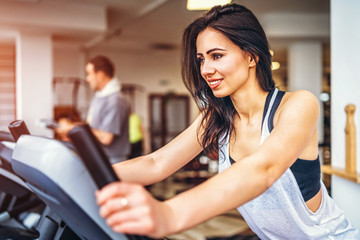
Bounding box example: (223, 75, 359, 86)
(96, 182, 174, 238)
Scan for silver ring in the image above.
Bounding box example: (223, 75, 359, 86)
(120, 197, 129, 208)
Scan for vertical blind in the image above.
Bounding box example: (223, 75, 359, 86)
(0, 42, 16, 131)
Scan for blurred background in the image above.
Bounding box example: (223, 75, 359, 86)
(0, 0, 359, 239)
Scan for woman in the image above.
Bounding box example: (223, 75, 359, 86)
(96, 4, 358, 239)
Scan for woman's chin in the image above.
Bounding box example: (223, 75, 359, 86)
(212, 91, 228, 98)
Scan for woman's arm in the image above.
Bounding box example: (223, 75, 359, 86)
(97, 91, 319, 238)
(164, 91, 320, 233)
(112, 114, 204, 186)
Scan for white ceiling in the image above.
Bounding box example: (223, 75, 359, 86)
(0, 0, 330, 63)
(67, 0, 330, 62)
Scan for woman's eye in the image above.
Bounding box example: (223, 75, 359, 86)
(212, 53, 222, 60)
(197, 57, 205, 63)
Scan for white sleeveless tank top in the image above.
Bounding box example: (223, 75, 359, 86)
(218, 88, 359, 239)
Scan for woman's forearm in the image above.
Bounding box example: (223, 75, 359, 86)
(112, 116, 204, 186)
(163, 152, 271, 235)
(112, 154, 164, 185)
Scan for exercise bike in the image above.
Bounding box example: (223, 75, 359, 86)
(10, 120, 155, 240)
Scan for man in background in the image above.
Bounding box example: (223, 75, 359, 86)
(57, 55, 130, 164)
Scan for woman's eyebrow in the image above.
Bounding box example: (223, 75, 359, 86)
(206, 48, 226, 54)
(197, 48, 226, 56)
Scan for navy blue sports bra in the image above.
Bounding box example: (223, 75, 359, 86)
(229, 88, 321, 202)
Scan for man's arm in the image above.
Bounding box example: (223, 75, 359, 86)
(92, 129, 114, 146)
(55, 118, 114, 146)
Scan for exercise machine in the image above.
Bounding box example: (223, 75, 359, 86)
(10, 121, 153, 239)
(0, 130, 44, 239)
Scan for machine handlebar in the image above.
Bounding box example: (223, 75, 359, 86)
(0, 131, 14, 142)
(67, 124, 120, 189)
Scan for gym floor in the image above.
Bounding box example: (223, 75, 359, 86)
(167, 210, 259, 240)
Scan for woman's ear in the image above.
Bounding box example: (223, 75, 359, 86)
(248, 54, 258, 67)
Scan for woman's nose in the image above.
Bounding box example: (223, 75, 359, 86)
(201, 61, 215, 77)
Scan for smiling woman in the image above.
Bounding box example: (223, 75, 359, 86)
(95, 3, 359, 239)
(182, 4, 274, 159)
(196, 29, 256, 96)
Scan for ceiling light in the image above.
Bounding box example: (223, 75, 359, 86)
(187, 0, 232, 10)
(271, 61, 280, 71)
(270, 49, 274, 56)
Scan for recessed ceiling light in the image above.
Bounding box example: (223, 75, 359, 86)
(187, 0, 232, 10)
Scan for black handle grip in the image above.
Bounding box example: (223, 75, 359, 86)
(0, 131, 14, 142)
(8, 120, 30, 142)
(67, 124, 119, 189)
(68, 124, 155, 240)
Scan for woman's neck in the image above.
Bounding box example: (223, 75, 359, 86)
(230, 83, 268, 124)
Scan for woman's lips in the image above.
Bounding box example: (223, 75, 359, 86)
(207, 79, 223, 89)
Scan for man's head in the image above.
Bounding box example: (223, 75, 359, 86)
(85, 55, 115, 91)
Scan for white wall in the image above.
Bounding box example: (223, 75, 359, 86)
(17, 32, 53, 136)
(261, 13, 329, 38)
(331, 0, 360, 229)
(53, 44, 85, 78)
(287, 42, 323, 143)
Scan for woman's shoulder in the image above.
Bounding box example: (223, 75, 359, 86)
(282, 89, 319, 108)
(278, 89, 319, 120)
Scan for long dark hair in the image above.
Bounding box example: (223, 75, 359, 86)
(181, 4, 275, 158)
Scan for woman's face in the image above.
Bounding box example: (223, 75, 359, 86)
(196, 28, 254, 98)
